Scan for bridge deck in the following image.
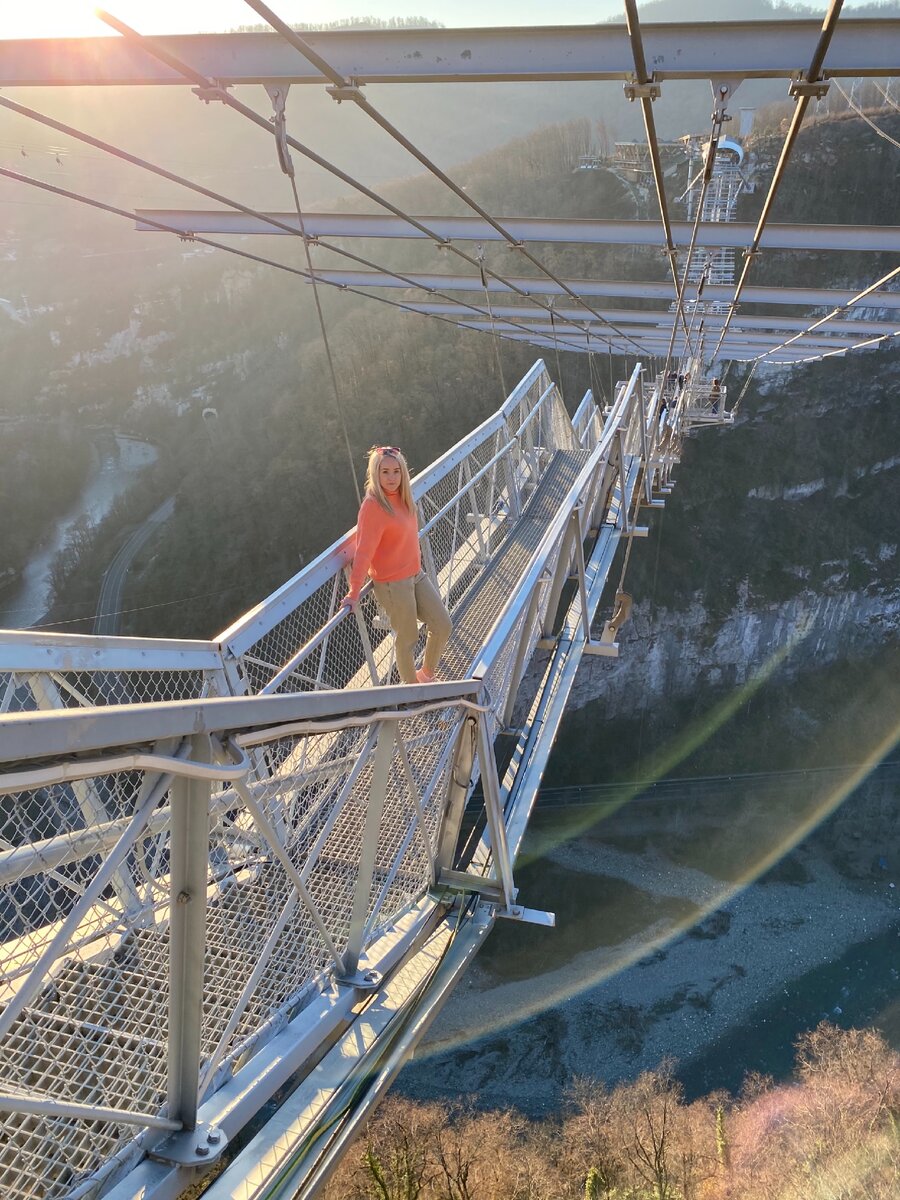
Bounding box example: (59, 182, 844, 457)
(443, 448, 588, 678)
(0, 445, 591, 1198)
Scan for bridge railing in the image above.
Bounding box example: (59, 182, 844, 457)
(0, 680, 488, 1194)
(0, 361, 576, 714)
(0, 359, 671, 1198)
(218, 359, 576, 697)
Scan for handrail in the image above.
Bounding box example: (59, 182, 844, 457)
(472, 441, 606, 678)
(418, 438, 515, 536)
(218, 361, 550, 659)
(0, 678, 481, 766)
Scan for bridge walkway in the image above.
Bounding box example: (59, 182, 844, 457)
(0, 360, 683, 1200)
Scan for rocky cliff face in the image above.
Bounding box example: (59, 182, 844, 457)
(547, 339, 900, 783)
(571, 585, 900, 720)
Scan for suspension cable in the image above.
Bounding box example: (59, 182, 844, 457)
(622, 0, 693, 353)
(751, 260, 900, 362)
(95, 8, 649, 358)
(712, 0, 846, 360)
(236, 0, 651, 357)
(476, 245, 509, 400)
(831, 79, 900, 153)
(658, 103, 730, 388)
(0, 165, 561, 374)
(0, 95, 551, 340)
(729, 361, 758, 417)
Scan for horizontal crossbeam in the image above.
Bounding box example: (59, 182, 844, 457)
(458, 323, 869, 349)
(269, 268, 900, 312)
(3, 21, 898, 87)
(136, 210, 900, 253)
(407, 304, 900, 339)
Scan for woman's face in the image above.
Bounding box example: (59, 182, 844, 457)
(379, 456, 402, 495)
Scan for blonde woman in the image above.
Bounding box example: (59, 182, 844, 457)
(341, 446, 452, 684)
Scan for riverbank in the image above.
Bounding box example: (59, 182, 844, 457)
(399, 781, 900, 1113)
(0, 431, 157, 629)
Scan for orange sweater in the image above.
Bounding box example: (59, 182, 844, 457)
(347, 492, 421, 598)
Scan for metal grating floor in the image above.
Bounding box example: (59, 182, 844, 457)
(0, 449, 587, 1199)
(442, 450, 587, 678)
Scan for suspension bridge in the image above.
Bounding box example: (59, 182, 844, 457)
(0, 3, 897, 1197)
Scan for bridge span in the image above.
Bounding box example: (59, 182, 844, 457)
(0, 358, 721, 1199)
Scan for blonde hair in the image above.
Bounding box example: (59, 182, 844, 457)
(364, 446, 414, 515)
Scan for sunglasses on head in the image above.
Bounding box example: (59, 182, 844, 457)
(374, 445, 401, 456)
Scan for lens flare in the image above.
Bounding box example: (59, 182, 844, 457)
(414, 628, 899, 1063)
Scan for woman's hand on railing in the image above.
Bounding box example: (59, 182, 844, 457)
(340, 593, 359, 614)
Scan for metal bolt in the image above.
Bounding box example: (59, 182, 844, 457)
(176, 890, 191, 905)
(195, 1144, 210, 1157)
(207, 1130, 221, 1145)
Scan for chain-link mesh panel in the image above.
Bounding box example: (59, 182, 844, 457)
(0, 362, 605, 1196)
(0, 668, 220, 716)
(0, 767, 179, 1196)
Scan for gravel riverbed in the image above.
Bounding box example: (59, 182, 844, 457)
(399, 827, 900, 1113)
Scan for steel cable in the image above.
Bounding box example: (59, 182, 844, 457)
(96, 8, 649, 357)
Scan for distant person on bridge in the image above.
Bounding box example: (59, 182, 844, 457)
(710, 377, 721, 414)
(342, 446, 452, 684)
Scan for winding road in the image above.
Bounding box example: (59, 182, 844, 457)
(93, 496, 175, 635)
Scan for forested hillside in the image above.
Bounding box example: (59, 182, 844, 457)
(326, 1023, 900, 1200)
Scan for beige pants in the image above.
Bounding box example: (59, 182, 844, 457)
(372, 570, 452, 683)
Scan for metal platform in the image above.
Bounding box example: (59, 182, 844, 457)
(0, 361, 679, 1199)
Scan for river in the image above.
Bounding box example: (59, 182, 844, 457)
(0, 430, 157, 629)
(400, 767, 900, 1112)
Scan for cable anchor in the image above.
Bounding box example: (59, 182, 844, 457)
(789, 76, 830, 100)
(265, 84, 295, 179)
(191, 80, 231, 105)
(624, 77, 661, 102)
(326, 83, 365, 105)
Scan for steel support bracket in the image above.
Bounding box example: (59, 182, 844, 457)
(326, 83, 365, 104)
(191, 83, 230, 104)
(624, 79, 661, 102)
(497, 905, 555, 927)
(789, 77, 830, 100)
(584, 633, 619, 657)
(438, 868, 505, 903)
(150, 1122, 228, 1166)
(334, 968, 383, 992)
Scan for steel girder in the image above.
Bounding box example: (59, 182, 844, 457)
(2, 21, 898, 87)
(134, 210, 900, 253)
(406, 304, 900, 339)
(278, 269, 900, 312)
(458, 326, 871, 352)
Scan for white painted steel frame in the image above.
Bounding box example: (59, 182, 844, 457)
(0, 360, 665, 1200)
(3, 21, 898, 87)
(135, 210, 900, 253)
(254, 269, 900, 311)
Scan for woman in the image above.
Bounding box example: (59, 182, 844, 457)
(341, 446, 452, 684)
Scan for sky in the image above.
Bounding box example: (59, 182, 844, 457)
(2, 2, 623, 38)
(0, 0, 875, 39)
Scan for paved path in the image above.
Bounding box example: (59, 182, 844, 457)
(93, 496, 175, 635)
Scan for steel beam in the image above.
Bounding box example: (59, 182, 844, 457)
(3, 21, 898, 87)
(275, 268, 900, 312)
(500, 333, 826, 362)
(135, 210, 900, 253)
(421, 307, 900, 337)
(167, 734, 212, 1133)
(456, 322, 868, 349)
